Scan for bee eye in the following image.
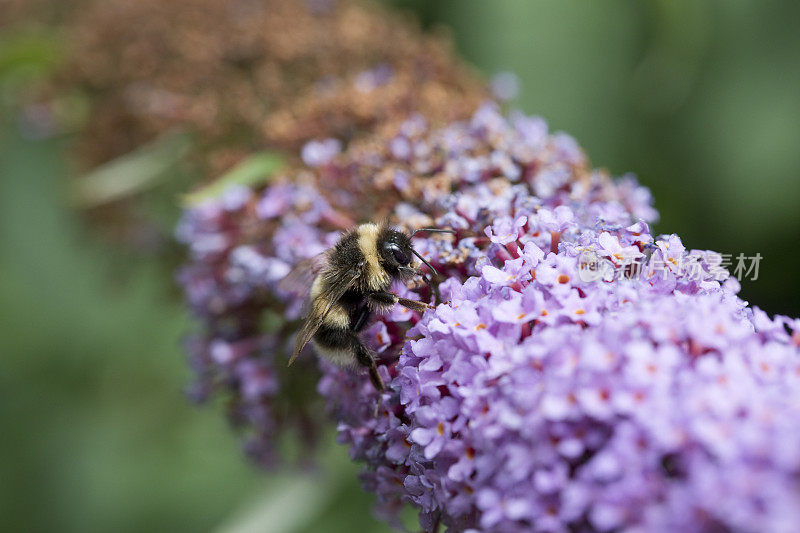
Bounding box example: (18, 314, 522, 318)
(393, 248, 410, 265)
(385, 243, 410, 265)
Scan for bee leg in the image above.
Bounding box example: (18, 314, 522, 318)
(431, 281, 442, 306)
(366, 291, 399, 311)
(352, 335, 385, 391)
(352, 304, 372, 332)
(367, 365, 385, 392)
(368, 291, 433, 313)
(421, 271, 443, 305)
(397, 297, 435, 313)
(373, 398, 381, 419)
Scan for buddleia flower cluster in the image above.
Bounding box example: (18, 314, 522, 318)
(176, 101, 800, 531)
(33, 0, 484, 169)
(19, 0, 484, 250)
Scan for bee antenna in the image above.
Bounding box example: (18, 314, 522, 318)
(411, 248, 438, 277)
(410, 227, 456, 238)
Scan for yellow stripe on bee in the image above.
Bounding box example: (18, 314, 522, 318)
(328, 305, 350, 328)
(357, 223, 390, 291)
(310, 276, 349, 328)
(312, 343, 355, 367)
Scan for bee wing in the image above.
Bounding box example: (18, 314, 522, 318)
(277, 251, 330, 299)
(288, 265, 362, 366)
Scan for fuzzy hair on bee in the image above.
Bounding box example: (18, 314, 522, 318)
(281, 222, 453, 391)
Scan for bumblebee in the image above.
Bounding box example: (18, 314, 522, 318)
(283, 222, 451, 390)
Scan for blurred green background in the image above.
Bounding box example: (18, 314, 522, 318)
(1, 1, 798, 532)
(401, 0, 800, 316)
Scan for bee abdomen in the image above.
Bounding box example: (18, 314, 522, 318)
(313, 324, 356, 367)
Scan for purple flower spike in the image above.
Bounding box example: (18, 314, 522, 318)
(178, 103, 800, 532)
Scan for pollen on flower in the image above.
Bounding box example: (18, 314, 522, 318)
(567, 393, 578, 405)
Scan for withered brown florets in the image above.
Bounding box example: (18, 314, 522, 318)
(42, 0, 486, 170)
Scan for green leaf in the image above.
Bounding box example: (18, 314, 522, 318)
(71, 130, 192, 208)
(182, 152, 285, 206)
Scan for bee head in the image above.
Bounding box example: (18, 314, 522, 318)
(379, 229, 415, 278)
(378, 226, 454, 280)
